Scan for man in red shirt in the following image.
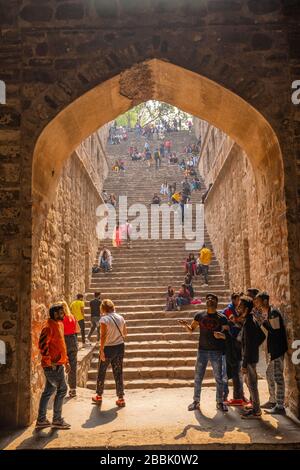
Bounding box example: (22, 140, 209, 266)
(35, 303, 71, 430)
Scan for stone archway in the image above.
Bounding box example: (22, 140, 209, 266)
(29, 59, 298, 423)
(33, 59, 284, 211)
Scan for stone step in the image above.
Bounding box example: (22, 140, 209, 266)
(87, 365, 206, 381)
(89, 268, 222, 276)
(89, 280, 223, 288)
(85, 288, 228, 300)
(84, 305, 227, 315)
(84, 305, 228, 320)
(92, 348, 197, 358)
(84, 133, 224, 391)
(86, 378, 214, 390)
(91, 356, 197, 368)
(87, 324, 195, 335)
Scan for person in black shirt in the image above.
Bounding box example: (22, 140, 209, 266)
(255, 291, 288, 415)
(238, 296, 266, 419)
(178, 293, 228, 412)
(87, 292, 102, 343)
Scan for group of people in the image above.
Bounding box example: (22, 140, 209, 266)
(165, 245, 212, 311)
(35, 283, 288, 430)
(134, 117, 192, 140)
(111, 160, 126, 173)
(128, 140, 173, 170)
(35, 295, 126, 430)
(102, 190, 117, 207)
(151, 173, 202, 223)
(109, 125, 128, 144)
(179, 288, 288, 419)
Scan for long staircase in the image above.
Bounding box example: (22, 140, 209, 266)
(85, 130, 230, 390)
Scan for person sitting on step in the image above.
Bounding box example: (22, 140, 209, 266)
(99, 247, 112, 272)
(184, 273, 194, 299)
(112, 161, 120, 172)
(176, 284, 192, 311)
(165, 286, 176, 311)
(160, 179, 169, 196)
(152, 193, 161, 205)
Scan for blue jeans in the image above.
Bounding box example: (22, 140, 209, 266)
(200, 264, 209, 283)
(222, 355, 229, 400)
(37, 365, 68, 422)
(194, 350, 223, 403)
(100, 259, 110, 271)
(176, 296, 190, 307)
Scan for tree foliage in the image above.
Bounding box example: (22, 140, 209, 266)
(115, 100, 192, 128)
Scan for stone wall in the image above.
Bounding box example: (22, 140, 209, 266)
(0, 125, 109, 426)
(195, 118, 297, 413)
(30, 126, 109, 421)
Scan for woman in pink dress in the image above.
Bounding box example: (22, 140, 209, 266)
(112, 222, 122, 247)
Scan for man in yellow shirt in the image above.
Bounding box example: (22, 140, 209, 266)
(171, 191, 182, 204)
(197, 244, 212, 286)
(70, 294, 89, 347)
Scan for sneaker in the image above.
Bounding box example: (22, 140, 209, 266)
(188, 401, 200, 411)
(224, 398, 244, 406)
(35, 418, 51, 430)
(92, 394, 102, 405)
(243, 403, 253, 410)
(242, 397, 251, 404)
(216, 402, 229, 412)
(51, 419, 71, 429)
(241, 410, 262, 419)
(261, 401, 276, 409)
(116, 398, 126, 407)
(265, 405, 286, 415)
(69, 389, 76, 398)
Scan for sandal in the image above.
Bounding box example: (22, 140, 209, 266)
(116, 398, 126, 407)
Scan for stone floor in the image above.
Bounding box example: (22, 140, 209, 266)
(1, 381, 300, 450)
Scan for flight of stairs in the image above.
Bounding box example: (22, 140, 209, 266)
(84, 130, 230, 390)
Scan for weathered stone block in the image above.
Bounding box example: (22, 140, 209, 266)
(0, 107, 20, 130)
(208, 1, 241, 13)
(56, 3, 84, 20)
(251, 33, 273, 50)
(20, 5, 53, 23)
(247, 0, 281, 15)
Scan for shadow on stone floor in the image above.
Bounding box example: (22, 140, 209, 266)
(15, 429, 59, 450)
(174, 407, 288, 441)
(81, 405, 120, 429)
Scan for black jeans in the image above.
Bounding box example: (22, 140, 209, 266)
(88, 317, 100, 341)
(232, 361, 244, 399)
(64, 334, 78, 390)
(245, 363, 261, 413)
(96, 343, 125, 397)
(78, 319, 85, 344)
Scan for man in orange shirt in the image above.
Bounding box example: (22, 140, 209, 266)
(35, 303, 71, 430)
